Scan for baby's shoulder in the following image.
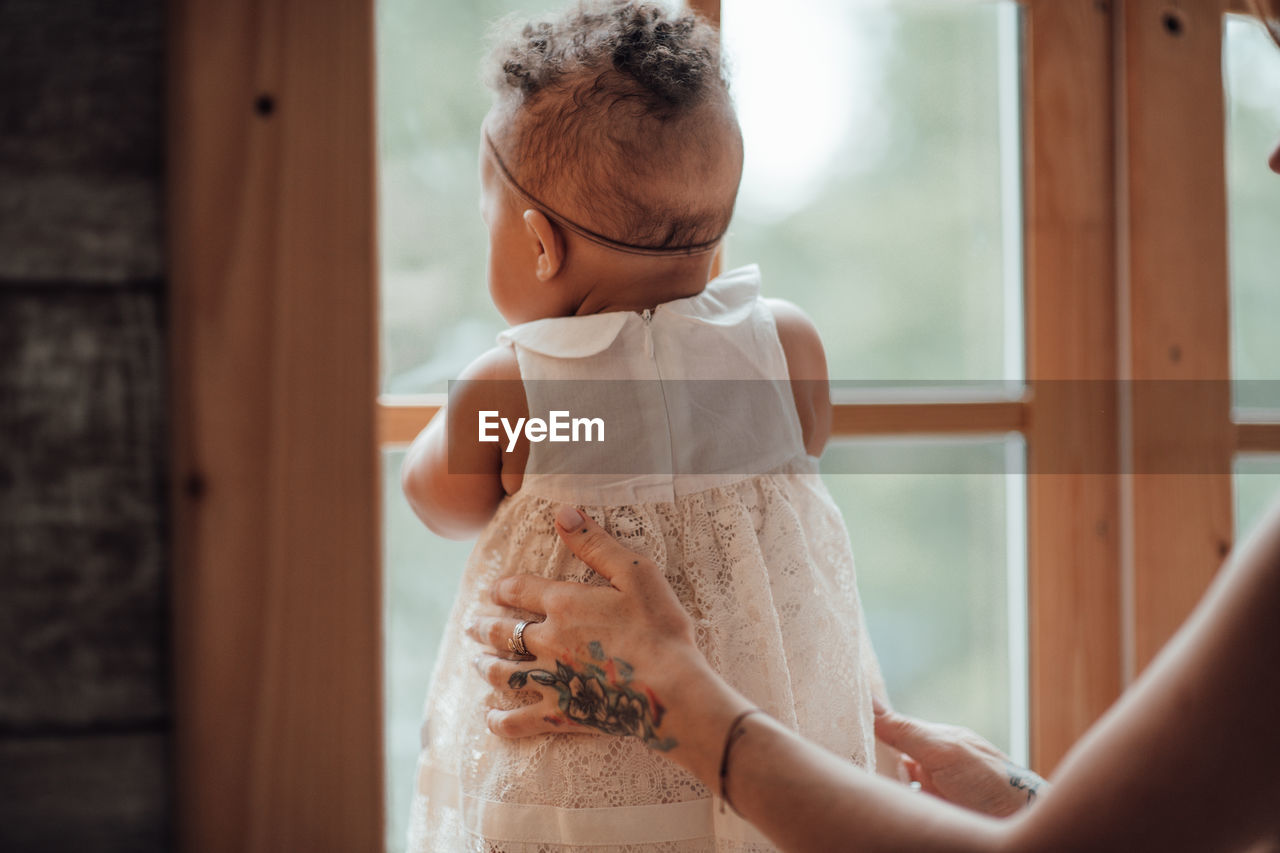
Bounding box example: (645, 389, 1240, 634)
(459, 344, 522, 383)
(761, 297, 830, 456)
(452, 345, 526, 420)
(761, 297, 827, 383)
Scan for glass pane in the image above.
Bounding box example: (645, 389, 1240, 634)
(1225, 16, 1280, 413)
(1235, 455, 1280, 540)
(378, 0, 564, 394)
(382, 450, 469, 853)
(821, 435, 1028, 761)
(721, 0, 1024, 384)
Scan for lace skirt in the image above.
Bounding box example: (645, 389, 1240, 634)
(406, 456, 879, 852)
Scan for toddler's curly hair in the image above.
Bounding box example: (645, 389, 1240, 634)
(486, 1, 741, 250)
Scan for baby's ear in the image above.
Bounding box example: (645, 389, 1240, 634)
(523, 209, 564, 281)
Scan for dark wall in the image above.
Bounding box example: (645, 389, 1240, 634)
(0, 1, 171, 850)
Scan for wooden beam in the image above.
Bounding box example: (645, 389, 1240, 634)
(1023, 0, 1124, 773)
(1118, 0, 1234, 674)
(829, 400, 1027, 436)
(1237, 421, 1280, 454)
(376, 398, 1029, 447)
(687, 0, 721, 27)
(169, 0, 382, 850)
(378, 398, 441, 446)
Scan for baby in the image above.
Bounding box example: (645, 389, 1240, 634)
(401, 2, 891, 850)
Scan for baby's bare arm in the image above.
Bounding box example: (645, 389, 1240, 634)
(765, 297, 832, 457)
(400, 346, 524, 540)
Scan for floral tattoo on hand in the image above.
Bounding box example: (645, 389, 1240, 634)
(508, 641, 677, 751)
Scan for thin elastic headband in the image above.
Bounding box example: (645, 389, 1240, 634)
(482, 130, 724, 257)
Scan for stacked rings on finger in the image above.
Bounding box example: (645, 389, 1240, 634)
(508, 619, 533, 657)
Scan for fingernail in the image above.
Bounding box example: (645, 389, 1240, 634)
(556, 505, 584, 529)
(871, 695, 886, 715)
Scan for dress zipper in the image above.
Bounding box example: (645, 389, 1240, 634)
(641, 307, 676, 482)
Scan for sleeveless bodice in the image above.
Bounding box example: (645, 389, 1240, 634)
(498, 264, 806, 505)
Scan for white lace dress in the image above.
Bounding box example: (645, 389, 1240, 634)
(407, 265, 883, 852)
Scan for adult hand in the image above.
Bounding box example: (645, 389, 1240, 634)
(872, 699, 1048, 818)
(467, 504, 729, 752)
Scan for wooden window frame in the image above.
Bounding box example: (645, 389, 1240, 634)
(169, 1, 382, 850)
(170, 0, 1280, 848)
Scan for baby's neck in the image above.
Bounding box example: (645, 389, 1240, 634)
(570, 257, 716, 316)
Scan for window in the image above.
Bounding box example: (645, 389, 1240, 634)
(720, 0, 1028, 761)
(721, 0, 1024, 385)
(168, 1, 1280, 850)
(822, 437, 1027, 757)
(1236, 455, 1280, 537)
(378, 0, 559, 396)
(376, 3, 1038, 846)
(381, 449, 469, 851)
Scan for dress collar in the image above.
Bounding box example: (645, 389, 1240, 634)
(497, 264, 762, 359)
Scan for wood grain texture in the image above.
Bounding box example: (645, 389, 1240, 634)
(1237, 421, 1280, 453)
(378, 400, 440, 446)
(831, 400, 1028, 437)
(687, 0, 721, 26)
(0, 732, 171, 853)
(1118, 0, 1234, 674)
(0, 288, 169, 731)
(1023, 0, 1123, 773)
(0, 3, 171, 848)
(168, 0, 382, 850)
(0, 0, 164, 281)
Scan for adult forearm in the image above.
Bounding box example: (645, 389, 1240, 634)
(723, 712, 1003, 853)
(1002, 506, 1280, 852)
(647, 650, 1004, 853)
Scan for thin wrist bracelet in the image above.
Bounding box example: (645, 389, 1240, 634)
(719, 708, 767, 814)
